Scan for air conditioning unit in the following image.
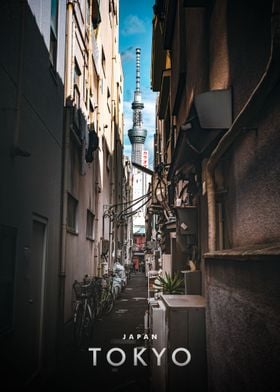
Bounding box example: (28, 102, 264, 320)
(150, 295, 207, 392)
(100, 239, 109, 255)
(149, 299, 167, 392)
(72, 107, 87, 142)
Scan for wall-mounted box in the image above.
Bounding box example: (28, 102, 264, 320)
(175, 206, 197, 236)
(181, 270, 202, 294)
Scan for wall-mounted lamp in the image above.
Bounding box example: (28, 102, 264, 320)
(194, 89, 232, 129)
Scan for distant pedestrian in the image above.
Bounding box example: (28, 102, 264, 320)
(140, 261, 145, 273)
(133, 259, 139, 273)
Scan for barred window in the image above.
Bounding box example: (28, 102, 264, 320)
(67, 194, 78, 233)
(86, 210, 95, 240)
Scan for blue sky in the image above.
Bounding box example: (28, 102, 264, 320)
(119, 0, 157, 167)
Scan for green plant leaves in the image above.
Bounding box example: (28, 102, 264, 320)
(153, 272, 184, 294)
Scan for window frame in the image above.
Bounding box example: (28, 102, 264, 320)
(86, 209, 95, 241)
(67, 193, 79, 234)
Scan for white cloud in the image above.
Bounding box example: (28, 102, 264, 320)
(121, 15, 146, 36)
(142, 100, 156, 131)
(121, 46, 135, 62)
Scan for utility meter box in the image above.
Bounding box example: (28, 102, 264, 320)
(175, 206, 197, 236)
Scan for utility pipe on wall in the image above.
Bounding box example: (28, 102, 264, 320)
(13, 0, 26, 156)
(206, 0, 280, 252)
(58, 0, 74, 343)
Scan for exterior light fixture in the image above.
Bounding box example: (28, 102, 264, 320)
(194, 89, 232, 129)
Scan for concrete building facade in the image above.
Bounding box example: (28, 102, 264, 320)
(0, 0, 124, 386)
(61, 0, 124, 322)
(150, 0, 280, 390)
(0, 0, 66, 383)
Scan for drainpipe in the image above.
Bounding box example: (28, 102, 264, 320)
(206, 0, 280, 252)
(58, 0, 74, 351)
(12, 0, 28, 158)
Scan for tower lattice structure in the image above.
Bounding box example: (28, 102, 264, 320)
(128, 48, 147, 164)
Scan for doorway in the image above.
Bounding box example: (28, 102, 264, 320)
(27, 216, 47, 378)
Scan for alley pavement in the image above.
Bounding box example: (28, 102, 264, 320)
(32, 272, 151, 391)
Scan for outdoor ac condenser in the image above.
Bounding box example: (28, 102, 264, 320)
(149, 299, 167, 392)
(150, 295, 207, 392)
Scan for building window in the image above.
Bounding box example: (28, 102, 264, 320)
(107, 87, 111, 112)
(83, 63, 88, 106)
(92, 0, 101, 29)
(74, 60, 81, 107)
(106, 149, 111, 172)
(67, 194, 78, 233)
(49, 0, 59, 68)
(86, 210, 95, 240)
(100, 78, 104, 95)
(102, 47, 106, 76)
(86, 0, 91, 26)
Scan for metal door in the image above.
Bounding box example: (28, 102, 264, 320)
(27, 217, 47, 378)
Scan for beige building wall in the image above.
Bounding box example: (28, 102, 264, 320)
(62, 0, 124, 321)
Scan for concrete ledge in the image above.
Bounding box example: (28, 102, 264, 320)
(204, 242, 280, 261)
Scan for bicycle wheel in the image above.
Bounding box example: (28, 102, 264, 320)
(73, 304, 84, 348)
(82, 304, 93, 346)
(103, 290, 114, 314)
(73, 303, 93, 349)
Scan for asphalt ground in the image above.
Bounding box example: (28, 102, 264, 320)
(32, 271, 151, 391)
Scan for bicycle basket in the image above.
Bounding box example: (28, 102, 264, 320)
(73, 280, 93, 299)
(73, 281, 82, 299)
(101, 278, 107, 288)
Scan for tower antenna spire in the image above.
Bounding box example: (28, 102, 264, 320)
(128, 48, 147, 164)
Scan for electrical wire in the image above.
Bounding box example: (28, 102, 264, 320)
(119, 197, 152, 220)
(107, 191, 152, 210)
(115, 192, 151, 221)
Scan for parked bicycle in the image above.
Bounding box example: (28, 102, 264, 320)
(99, 274, 115, 314)
(72, 275, 94, 349)
(72, 269, 120, 348)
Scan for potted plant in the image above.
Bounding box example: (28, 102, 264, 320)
(153, 272, 184, 294)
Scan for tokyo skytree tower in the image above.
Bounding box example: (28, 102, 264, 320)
(128, 48, 147, 164)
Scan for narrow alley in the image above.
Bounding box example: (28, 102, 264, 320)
(32, 272, 150, 392)
(2, 1, 280, 391)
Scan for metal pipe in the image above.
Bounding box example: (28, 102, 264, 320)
(58, 0, 74, 348)
(206, 0, 280, 252)
(13, 0, 26, 155)
(60, 0, 74, 280)
(65, 1, 74, 98)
